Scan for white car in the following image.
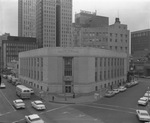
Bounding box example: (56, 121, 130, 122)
(25, 114, 44, 123)
(144, 92, 150, 97)
(138, 97, 148, 106)
(29, 88, 34, 95)
(31, 100, 46, 110)
(113, 89, 120, 94)
(136, 110, 150, 121)
(13, 99, 25, 109)
(118, 86, 127, 92)
(0, 83, 6, 89)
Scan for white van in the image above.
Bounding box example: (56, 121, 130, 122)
(16, 85, 31, 99)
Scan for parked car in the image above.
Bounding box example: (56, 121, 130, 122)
(136, 110, 150, 121)
(13, 99, 25, 109)
(15, 81, 21, 86)
(138, 97, 148, 106)
(29, 88, 34, 95)
(144, 92, 150, 97)
(105, 91, 115, 97)
(133, 81, 139, 85)
(25, 114, 44, 123)
(31, 100, 46, 110)
(0, 83, 6, 89)
(7, 75, 13, 83)
(12, 77, 18, 85)
(125, 83, 132, 88)
(112, 89, 120, 94)
(118, 86, 127, 92)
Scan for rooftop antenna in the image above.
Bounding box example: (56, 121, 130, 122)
(117, 10, 119, 18)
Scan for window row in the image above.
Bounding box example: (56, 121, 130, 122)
(20, 57, 43, 68)
(95, 68, 124, 82)
(20, 69, 43, 81)
(95, 57, 124, 67)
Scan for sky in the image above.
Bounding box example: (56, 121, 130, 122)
(0, 0, 150, 36)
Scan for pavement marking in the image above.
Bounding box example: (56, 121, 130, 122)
(0, 111, 16, 117)
(63, 111, 69, 114)
(91, 103, 137, 111)
(12, 118, 24, 123)
(0, 90, 16, 111)
(12, 104, 69, 123)
(78, 104, 136, 114)
(78, 114, 85, 117)
(39, 104, 69, 115)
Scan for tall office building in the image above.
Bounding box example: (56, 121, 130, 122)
(36, 0, 72, 48)
(18, 0, 36, 37)
(75, 10, 109, 28)
(131, 29, 150, 55)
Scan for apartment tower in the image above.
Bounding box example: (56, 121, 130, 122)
(18, 0, 36, 37)
(36, 0, 72, 48)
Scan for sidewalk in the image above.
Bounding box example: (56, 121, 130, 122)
(23, 83, 107, 104)
(40, 89, 107, 104)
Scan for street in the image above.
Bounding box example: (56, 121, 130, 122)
(0, 78, 150, 123)
(72, 78, 150, 123)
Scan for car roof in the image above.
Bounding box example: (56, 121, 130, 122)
(15, 99, 23, 103)
(34, 100, 43, 103)
(28, 114, 40, 120)
(138, 110, 148, 113)
(140, 97, 148, 99)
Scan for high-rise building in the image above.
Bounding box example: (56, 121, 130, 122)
(75, 10, 109, 28)
(0, 36, 38, 69)
(18, 0, 36, 37)
(131, 29, 150, 55)
(73, 18, 129, 54)
(36, 0, 72, 48)
(108, 18, 129, 54)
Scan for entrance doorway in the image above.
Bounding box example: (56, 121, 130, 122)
(65, 81, 72, 93)
(65, 86, 71, 93)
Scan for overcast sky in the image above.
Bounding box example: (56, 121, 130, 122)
(0, 0, 150, 36)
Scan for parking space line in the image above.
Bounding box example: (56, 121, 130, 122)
(77, 104, 136, 114)
(0, 90, 16, 111)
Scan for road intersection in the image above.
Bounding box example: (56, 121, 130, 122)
(0, 78, 149, 123)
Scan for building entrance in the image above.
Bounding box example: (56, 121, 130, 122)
(65, 81, 72, 93)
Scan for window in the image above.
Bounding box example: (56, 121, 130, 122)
(104, 71, 106, 80)
(95, 58, 97, 67)
(104, 58, 106, 66)
(64, 57, 72, 76)
(100, 71, 102, 80)
(95, 72, 97, 82)
(108, 58, 110, 66)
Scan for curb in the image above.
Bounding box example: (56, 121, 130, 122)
(49, 100, 76, 104)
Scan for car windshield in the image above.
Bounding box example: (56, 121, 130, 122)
(141, 113, 149, 116)
(29, 117, 41, 121)
(35, 101, 43, 105)
(140, 98, 147, 101)
(16, 100, 23, 103)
